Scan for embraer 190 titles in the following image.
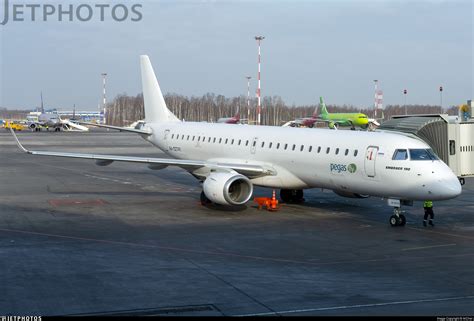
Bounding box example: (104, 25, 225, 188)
(10, 55, 462, 226)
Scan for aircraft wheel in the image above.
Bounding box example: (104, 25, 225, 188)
(389, 215, 400, 227)
(399, 214, 406, 226)
(280, 189, 292, 203)
(200, 191, 212, 206)
(280, 189, 304, 204)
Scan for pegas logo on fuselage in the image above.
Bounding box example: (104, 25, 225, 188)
(330, 163, 357, 174)
(330, 163, 347, 173)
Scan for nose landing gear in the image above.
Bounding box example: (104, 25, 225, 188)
(387, 199, 410, 227)
(389, 207, 406, 227)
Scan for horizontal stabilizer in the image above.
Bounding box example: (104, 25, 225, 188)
(77, 122, 152, 135)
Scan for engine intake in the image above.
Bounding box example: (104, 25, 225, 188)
(203, 172, 253, 206)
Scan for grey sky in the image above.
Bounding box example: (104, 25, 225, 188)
(0, 0, 472, 111)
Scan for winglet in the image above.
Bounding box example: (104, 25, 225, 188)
(9, 126, 29, 153)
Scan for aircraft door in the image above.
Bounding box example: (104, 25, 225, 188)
(163, 129, 170, 140)
(250, 137, 258, 154)
(364, 146, 378, 177)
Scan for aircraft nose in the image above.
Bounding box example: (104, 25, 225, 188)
(428, 174, 462, 200)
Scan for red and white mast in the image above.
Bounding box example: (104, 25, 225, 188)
(255, 36, 265, 125)
(246, 76, 252, 124)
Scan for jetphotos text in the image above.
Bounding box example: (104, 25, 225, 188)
(1, 0, 143, 25)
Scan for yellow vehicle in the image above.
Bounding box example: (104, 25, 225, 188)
(3, 121, 26, 131)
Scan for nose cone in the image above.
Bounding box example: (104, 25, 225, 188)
(428, 173, 462, 200)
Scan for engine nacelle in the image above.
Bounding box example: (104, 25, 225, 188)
(333, 190, 370, 199)
(29, 123, 37, 130)
(203, 172, 253, 206)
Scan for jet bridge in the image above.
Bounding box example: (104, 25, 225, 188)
(378, 114, 474, 181)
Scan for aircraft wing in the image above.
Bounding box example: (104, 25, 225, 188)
(77, 121, 152, 135)
(10, 127, 273, 178)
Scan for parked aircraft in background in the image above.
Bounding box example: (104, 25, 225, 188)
(27, 93, 64, 132)
(283, 97, 370, 130)
(217, 112, 248, 124)
(10, 55, 462, 227)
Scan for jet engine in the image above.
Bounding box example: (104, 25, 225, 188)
(333, 190, 370, 199)
(29, 123, 37, 130)
(203, 172, 253, 206)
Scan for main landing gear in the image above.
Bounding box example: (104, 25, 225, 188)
(280, 189, 305, 204)
(200, 191, 212, 206)
(389, 207, 406, 227)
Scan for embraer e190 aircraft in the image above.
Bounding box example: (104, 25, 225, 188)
(11, 56, 462, 227)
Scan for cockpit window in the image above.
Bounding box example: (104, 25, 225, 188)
(392, 149, 408, 160)
(409, 149, 439, 161)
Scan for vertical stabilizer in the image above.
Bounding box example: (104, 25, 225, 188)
(40, 92, 44, 113)
(319, 96, 329, 117)
(140, 55, 179, 123)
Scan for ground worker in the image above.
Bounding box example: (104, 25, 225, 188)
(423, 200, 434, 227)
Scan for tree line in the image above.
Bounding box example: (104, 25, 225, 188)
(104, 92, 459, 127)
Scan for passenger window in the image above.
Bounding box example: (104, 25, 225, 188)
(213, 137, 216, 143)
(261, 142, 265, 148)
(225, 138, 228, 144)
(171, 134, 174, 139)
(392, 149, 408, 160)
(208, 137, 211, 143)
(246, 140, 249, 146)
(219, 138, 222, 143)
(292, 144, 296, 151)
(182, 135, 185, 140)
(284, 144, 288, 150)
(317, 146, 321, 153)
(345, 149, 349, 156)
(354, 150, 358, 157)
(269, 142, 273, 148)
(187, 135, 190, 140)
(335, 148, 339, 155)
(309, 146, 313, 152)
(253, 141, 257, 147)
(277, 143, 280, 149)
(238, 140, 241, 145)
(231, 139, 234, 145)
(326, 147, 330, 154)
(192, 136, 195, 141)
(300, 145, 304, 152)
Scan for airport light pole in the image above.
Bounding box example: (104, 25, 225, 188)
(439, 85, 443, 110)
(246, 76, 252, 125)
(373, 80, 378, 119)
(255, 36, 265, 126)
(101, 73, 107, 125)
(404, 89, 407, 115)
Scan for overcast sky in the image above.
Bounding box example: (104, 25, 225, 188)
(0, 0, 472, 111)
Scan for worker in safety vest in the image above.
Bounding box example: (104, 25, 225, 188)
(423, 200, 434, 227)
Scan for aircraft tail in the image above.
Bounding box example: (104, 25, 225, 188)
(319, 96, 329, 117)
(140, 55, 179, 123)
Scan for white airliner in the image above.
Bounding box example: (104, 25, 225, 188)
(11, 55, 462, 227)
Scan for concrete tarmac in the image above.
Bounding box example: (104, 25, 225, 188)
(0, 129, 473, 316)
